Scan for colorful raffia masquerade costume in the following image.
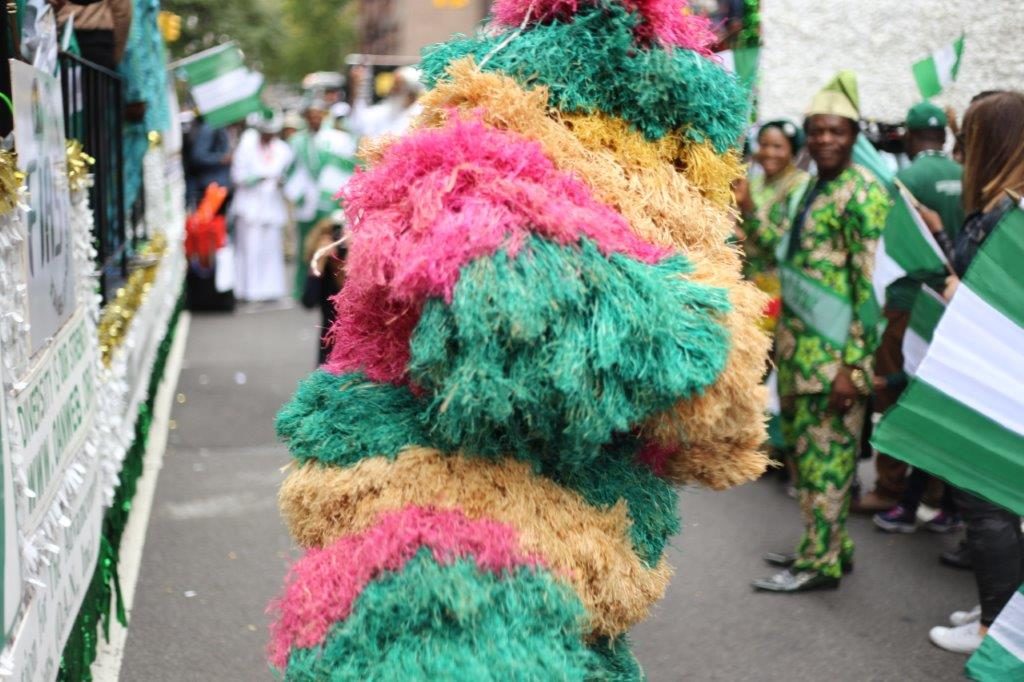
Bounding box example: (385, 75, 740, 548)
(268, 2, 771, 678)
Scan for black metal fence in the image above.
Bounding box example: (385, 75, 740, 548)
(59, 52, 127, 304)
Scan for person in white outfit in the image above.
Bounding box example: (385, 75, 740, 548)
(346, 65, 424, 140)
(231, 116, 293, 302)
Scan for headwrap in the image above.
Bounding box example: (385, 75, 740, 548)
(758, 119, 805, 154)
(806, 70, 860, 122)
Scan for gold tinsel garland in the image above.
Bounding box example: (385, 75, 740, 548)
(0, 148, 25, 215)
(66, 139, 95, 193)
(97, 233, 168, 365)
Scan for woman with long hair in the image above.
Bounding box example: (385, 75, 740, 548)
(928, 90, 1024, 655)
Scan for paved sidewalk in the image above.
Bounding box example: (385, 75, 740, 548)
(120, 303, 975, 681)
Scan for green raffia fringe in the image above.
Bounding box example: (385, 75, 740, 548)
(58, 295, 184, 682)
(420, 2, 748, 153)
(284, 549, 641, 681)
(409, 237, 730, 466)
(277, 372, 680, 566)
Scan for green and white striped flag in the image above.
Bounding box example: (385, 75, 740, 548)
(967, 584, 1024, 681)
(913, 34, 965, 99)
(872, 204, 1024, 516)
(175, 43, 264, 128)
(902, 285, 946, 377)
(872, 182, 952, 306)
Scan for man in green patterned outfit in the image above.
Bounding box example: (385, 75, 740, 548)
(751, 72, 890, 593)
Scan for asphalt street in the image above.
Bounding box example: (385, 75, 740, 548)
(120, 303, 976, 681)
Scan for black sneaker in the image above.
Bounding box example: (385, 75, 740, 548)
(940, 541, 973, 570)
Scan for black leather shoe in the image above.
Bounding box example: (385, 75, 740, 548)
(762, 552, 853, 573)
(751, 569, 840, 593)
(940, 541, 973, 570)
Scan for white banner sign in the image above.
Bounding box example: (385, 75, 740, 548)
(10, 60, 75, 357)
(0, 359, 22, 641)
(9, 313, 95, 530)
(5, 455, 102, 682)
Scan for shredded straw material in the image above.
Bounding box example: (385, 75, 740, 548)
(421, 3, 747, 151)
(279, 449, 673, 637)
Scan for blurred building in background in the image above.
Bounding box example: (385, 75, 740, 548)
(358, 0, 492, 57)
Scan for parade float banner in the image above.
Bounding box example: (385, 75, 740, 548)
(0, 59, 102, 681)
(0, 362, 21, 641)
(10, 60, 75, 357)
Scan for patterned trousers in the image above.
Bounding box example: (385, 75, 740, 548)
(782, 394, 865, 578)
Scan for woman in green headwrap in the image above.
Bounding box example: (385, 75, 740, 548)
(736, 119, 809, 287)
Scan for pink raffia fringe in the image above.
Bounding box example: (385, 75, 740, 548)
(490, 0, 717, 54)
(323, 116, 667, 381)
(267, 505, 542, 668)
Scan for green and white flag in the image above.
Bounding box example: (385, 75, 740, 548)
(967, 584, 1024, 681)
(872, 182, 952, 306)
(913, 34, 965, 99)
(902, 285, 945, 377)
(175, 43, 264, 128)
(872, 204, 1024, 517)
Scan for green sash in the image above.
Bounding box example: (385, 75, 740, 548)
(776, 199, 855, 348)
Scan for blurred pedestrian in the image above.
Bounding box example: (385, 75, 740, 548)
(735, 119, 810, 485)
(56, 0, 132, 70)
(284, 101, 356, 299)
(927, 90, 1024, 654)
(752, 72, 890, 593)
(865, 101, 964, 528)
(301, 212, 347, 365)
(346, 65, 423, 139)
(187, 114, 233, 209)
(736, 119, 810, 283)
(230, 114, 292, 302)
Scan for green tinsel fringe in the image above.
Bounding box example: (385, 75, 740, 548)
(277, 372, 680, 566)
(420, 2, 748, 153)
(284, 549, 640, 681)
(58, 295, 184, 682)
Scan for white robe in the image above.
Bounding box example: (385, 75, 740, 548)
(230, 136, 293, 301)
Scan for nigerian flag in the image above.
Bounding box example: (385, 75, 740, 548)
(175, 43, 264, 128)
(872, 182, 952, 306)
(913, 34, 966, 99)
(902, 285, 945, 377)
(872, 204, 1024, 517)
(967, 584, 1024, 681)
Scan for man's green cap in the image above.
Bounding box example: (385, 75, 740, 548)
(906, 101, 948, 130)
(806, 70, 860, 121)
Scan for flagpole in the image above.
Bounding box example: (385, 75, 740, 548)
(167, 41, 239, 71)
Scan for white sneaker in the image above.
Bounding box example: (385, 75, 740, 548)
(949, 605, 982, 627)
(929, 621, 983, 654)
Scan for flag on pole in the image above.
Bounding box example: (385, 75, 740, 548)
(717, 48, 759, 86)
(912, 34, 966, 99)
(871, 204, 1024, 516)
(853, 134, 895, 195)
(901, 285, 945, 377)
(967, 584, 1024, 681)
(175, 43, 264, 128)
(872, 182, 953, 306)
